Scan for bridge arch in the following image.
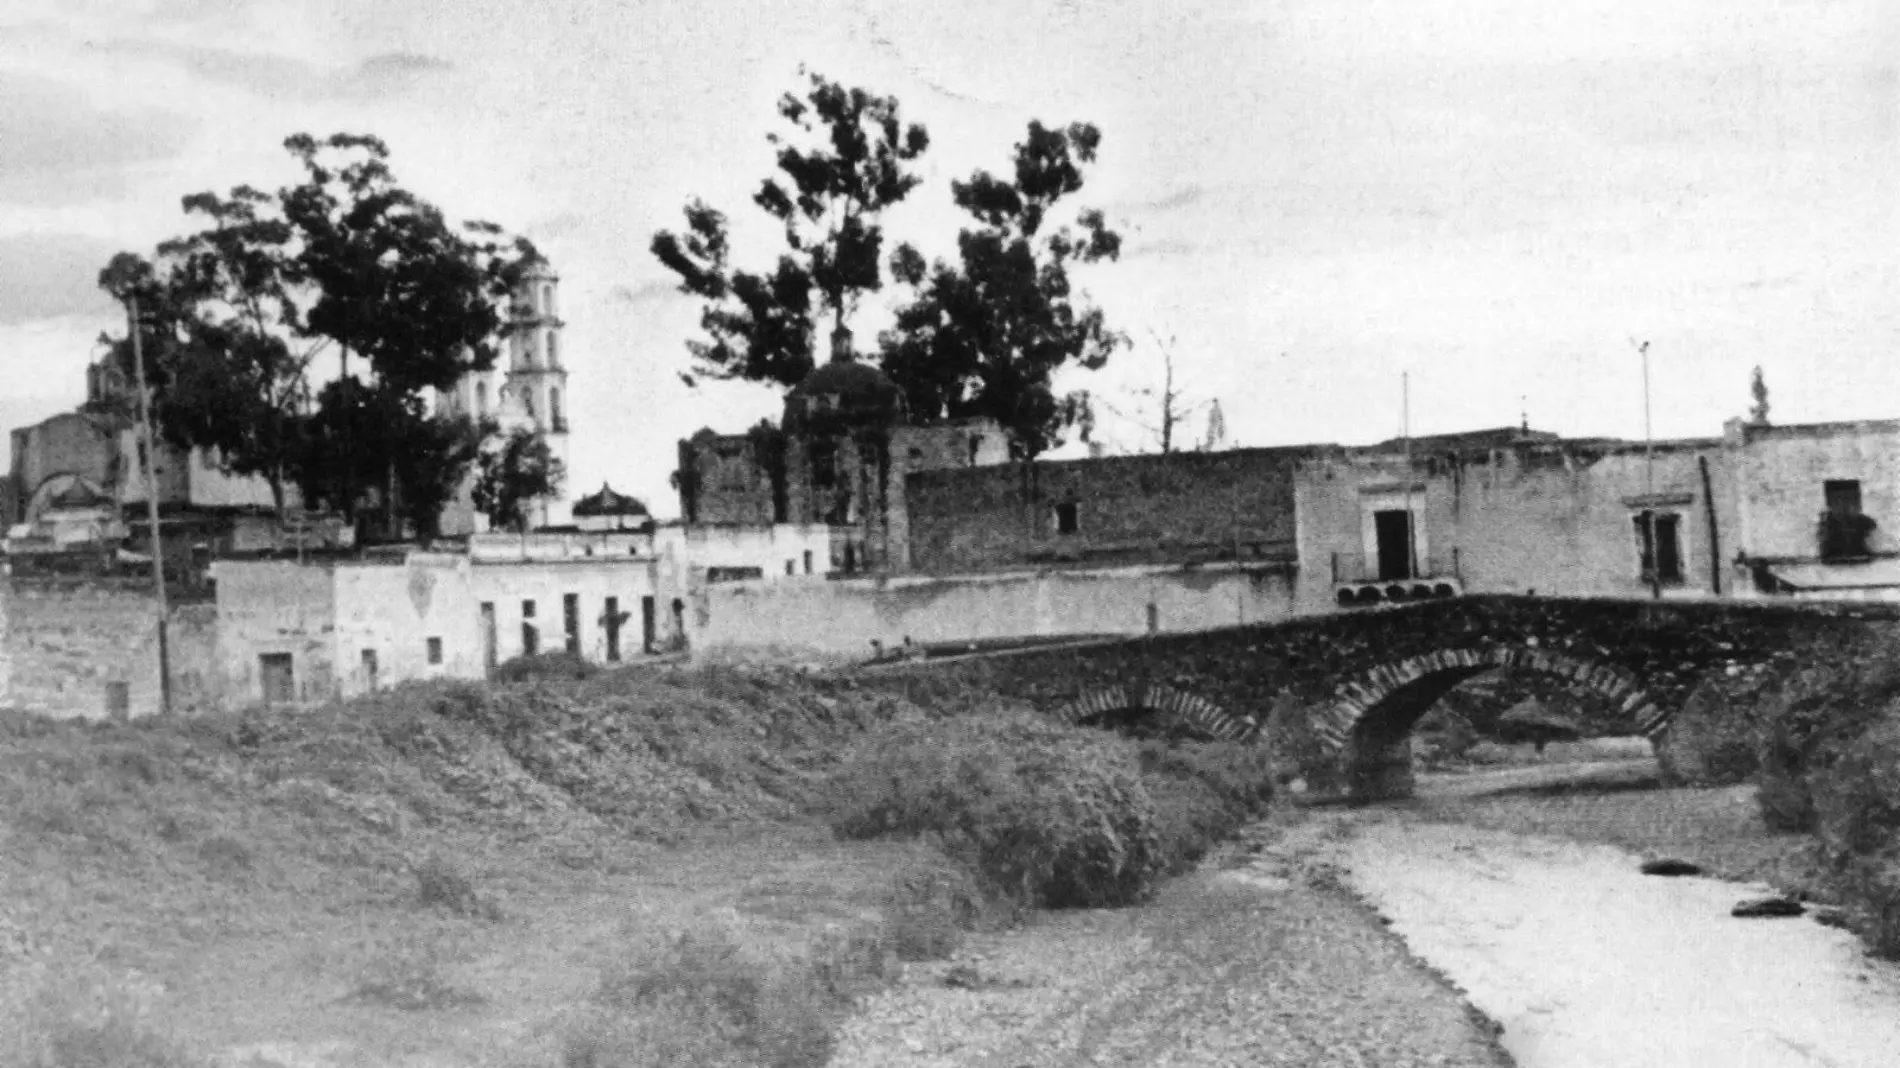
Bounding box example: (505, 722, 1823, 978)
(1317, 646, 1665, 798)
(1050, 684, 1255, 741)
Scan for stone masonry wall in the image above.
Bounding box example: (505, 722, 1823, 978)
(905, 446, 1322, 574)
(0, 576, 220, 719)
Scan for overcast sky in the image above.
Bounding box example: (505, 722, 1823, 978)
(2, 0, 1894, 517)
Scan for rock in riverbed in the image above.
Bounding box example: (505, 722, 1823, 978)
(1639, 858, 1702, 876)
(1731, 895, 1804, 918)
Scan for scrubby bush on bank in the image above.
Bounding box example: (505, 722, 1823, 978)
(1138, 740, 1277, 873)
(1810, 711, 1900, 956)
(1652, 668, 1778, 786)
(830, 709, 1275, 909)
(1749, 646, 1900, 833)
(831, 710, 1165, 908)
(563, 924, 856, 1068)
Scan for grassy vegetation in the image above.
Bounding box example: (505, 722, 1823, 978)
(1, 661, 1280, 1064)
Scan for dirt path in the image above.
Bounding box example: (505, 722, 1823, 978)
(1339, 814, 1900, 1068)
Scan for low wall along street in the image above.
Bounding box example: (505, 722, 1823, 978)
(692, 561, 1310, 661)
(0, 577, 219, 720)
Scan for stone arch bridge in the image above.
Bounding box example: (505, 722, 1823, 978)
(865, 595, 1899, 800)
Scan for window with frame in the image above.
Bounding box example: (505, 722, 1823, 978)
(426, 637, 443, 665)
(1633, 511, 1684, 585)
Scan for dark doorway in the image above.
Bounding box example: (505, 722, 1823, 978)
(260, 653, 294, 705)
(563, 593, 580, 655)
(522, 599, 538, 656)
(605, 596, 621, 661)
(1374, 509, 1415, 581)
(1825, 479, 1863, 516)
(479, 602, 497, 677)
(641, 595, 656, 654)
(361, 648, 378, 692)
(671, 597, 686, 649)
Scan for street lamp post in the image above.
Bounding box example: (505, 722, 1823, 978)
(127, 294, 173, 716)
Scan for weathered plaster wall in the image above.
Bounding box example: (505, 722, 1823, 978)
(905, 446, 1318, 574)
(1732, 420, 1900, 559)
(0, 577, 219, 719)
(212, 561, 337, 706)
(692, 562, 1308, 662)
(466, 557, 658, 667)
(10, 413, 119, 508)
(1297, 442, 1740, 603)
(333, 555, 482, 698)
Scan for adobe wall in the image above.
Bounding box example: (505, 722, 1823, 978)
(0, 576, 219, 719)
(213, 561, 338, 707)
(905, 446, 1318, 574)
(691, 562, 1309, 663)
(1296, 442, 1742, 603)
(1733, 421, 1900, 559)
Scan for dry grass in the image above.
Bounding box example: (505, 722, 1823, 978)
(1419, 781, 1831, 898)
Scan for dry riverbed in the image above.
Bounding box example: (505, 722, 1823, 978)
(832, 810, 1514, 1068)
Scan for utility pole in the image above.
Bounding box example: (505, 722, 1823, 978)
(1403, 371, 1418, 579)
(127, 294, 172, 716)
(1635, 338, 1660, 601)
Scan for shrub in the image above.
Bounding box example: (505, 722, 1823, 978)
(1652, 671, 1772, 786)
(1137, 740, 1276, 873)
(494, 650, 598, 684)
(1810, 711, 1900, 956)
(1750, 647, 1900, 832)
(412, 854, 504, 921)
(830, 710, 1165, 909)
(878, 859, 987, 961)
(573, 925, 840, 1068)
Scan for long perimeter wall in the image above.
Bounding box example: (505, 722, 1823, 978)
(690, 562, 1320, 663)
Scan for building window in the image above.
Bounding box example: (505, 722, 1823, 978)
(1633, 511, 1683, 585)
(361, 649, 379, 691)
(259, 652, 294, 705)
(550, 386, 564, 432)
(563, 593, 580, 654)
(1054, 501, 1079, 536)
(541, 283, 554, 315)
(803, 550, 813, 575)
(1821, 479, 1873, 560)
(427, 637, 443, 665)
(523, 389, 535, 421)
(546, 330, 560, 369)
(785, 559, 795, 575)
(522, 599, 538, 656)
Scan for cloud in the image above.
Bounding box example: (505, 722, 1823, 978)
(1137, 185, 1207, 213)
(0, 73, 199, 206)
(81, 39, 451, 101)
(611, 281, 678, 306)
(1126, 238, 1199, 259)
(0, 233, 124, 325)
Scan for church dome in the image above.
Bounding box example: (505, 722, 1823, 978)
(783, 326, 906, 433)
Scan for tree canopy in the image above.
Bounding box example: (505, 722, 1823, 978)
(97, 132, 537, 537)
(652, 69, 930, 388)
(878, 120, 1124, 457)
